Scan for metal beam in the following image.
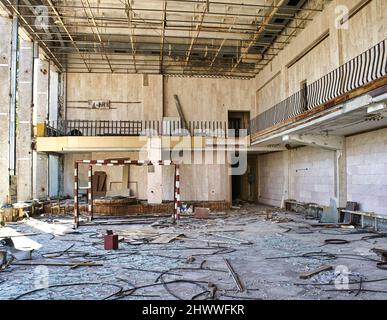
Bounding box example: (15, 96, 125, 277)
(282, 134, 344, 151)
(44, 0, 91, 72)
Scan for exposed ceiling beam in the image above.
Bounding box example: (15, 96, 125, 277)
(45, 0, 91, 72)
(81, 0, 113, 72)
(125, 0, 137, 72)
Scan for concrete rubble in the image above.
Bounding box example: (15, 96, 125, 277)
(0, 204, 387, 300)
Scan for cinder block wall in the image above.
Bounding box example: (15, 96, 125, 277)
(346, 128, 387, 214)
(257, 128, 387, 216)
(259, 152, 284, 207)
(289, 147, 335, 206)
(258, 147, 336, 207)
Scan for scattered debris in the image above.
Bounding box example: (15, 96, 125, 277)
(151, 233, 185, 244)
(194, 207, 210, 219)
(0, 237, 33, 260)
(206, 232, 253, 245)
(185, 256, 196, 264)
(0, 250, 6, 268)
(371, 248, 387, 262)
(324, 239, 351, 245)
(104, 230, 119, 250)
(224, 258, 245, 293)
(299, 265, 333, 279)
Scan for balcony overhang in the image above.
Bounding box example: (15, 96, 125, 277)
(252, 83, 387, 149)
(36, 135, 252, 153)
(36, 136, 149, 153)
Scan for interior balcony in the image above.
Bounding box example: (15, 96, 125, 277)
(250, 39, 387, 149)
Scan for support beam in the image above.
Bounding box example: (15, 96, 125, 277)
(0, 16, 12, 204)
(16, 37, 34, 201)
(282, 134, 344, 151)
(125, 0, 137, 73)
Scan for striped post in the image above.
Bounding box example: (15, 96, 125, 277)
(74, 162, 79, 228)
(88, 165, 93, 221)
(174, 164, 181, 222)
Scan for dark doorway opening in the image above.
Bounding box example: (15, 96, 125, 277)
(228, 111, 250, 137)
(228, 111, 250, 201)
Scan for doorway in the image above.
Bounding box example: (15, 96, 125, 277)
(228, 111, 250, 137)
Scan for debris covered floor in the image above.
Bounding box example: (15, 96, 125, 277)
(1, 205, 387, 300)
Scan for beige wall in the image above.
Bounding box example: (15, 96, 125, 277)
(257, 128, 387, 216)
(164, 77, 252, 121)
(258, 146, 336, 207)
(63, 151, 231, 202)
(66, 73, 253, 123)
(289, 147, 336, 206)
(253, 0, 387, 118)
(258, 152, 285, 207)
(346, 128, 387, 214)
(0, 16, 12, 204)
(66, 73, 163, 121)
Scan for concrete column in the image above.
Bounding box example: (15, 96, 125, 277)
(147, 137, 163, 204)
(32, 59, 50, 199)
(0, 16, 12, 204)
(16, 38, 34, 201)
(281, 150, 290, 208)
(336, 142, 347, 208)
(142, 75, 163, 121)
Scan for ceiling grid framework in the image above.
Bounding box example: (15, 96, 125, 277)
(1, 0, 329, 78)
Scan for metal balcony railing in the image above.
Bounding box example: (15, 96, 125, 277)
(45, 120, 248, 138)
(250, 39, 387, 135)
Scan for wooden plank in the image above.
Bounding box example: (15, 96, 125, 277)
(173, 94, 191, 135)
(299, 265, 333, 279)
(151, 233, 185, 244)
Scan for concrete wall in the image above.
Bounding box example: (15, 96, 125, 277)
(289, 147, 336, 206)
(347, 128, 387, 214)
(16, 38, 34, 201)
(63, 151, 231, 203)
(164, 77, 252, 121)
(66, 73, 163, 121)
(253, 0, 387, 118)
(33, 59, 50, 199)
(258, 146, 336, 207)
(0, 16, 12, 204)
(257, 128, 387, 216)
(258, 152, 285, 207)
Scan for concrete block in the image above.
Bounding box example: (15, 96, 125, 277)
(194, 207, 210, 219)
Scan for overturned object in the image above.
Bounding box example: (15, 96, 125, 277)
(299, 265, 333, 279)
(0, 237, 33, 261)
(194, 207, 210, 219)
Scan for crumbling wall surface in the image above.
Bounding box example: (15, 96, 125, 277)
(289, 147, 335, 206)
(346, 128, 387, 215)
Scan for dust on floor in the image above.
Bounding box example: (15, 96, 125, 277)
(0, 204, 386, 300)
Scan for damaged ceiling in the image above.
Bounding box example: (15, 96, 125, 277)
(1, 0, 327, 78)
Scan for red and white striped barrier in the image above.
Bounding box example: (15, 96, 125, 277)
(73, 159, 180, 228)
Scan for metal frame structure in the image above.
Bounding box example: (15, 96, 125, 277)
(0, 0, 328, 78)
(73, 159, 180, 228)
